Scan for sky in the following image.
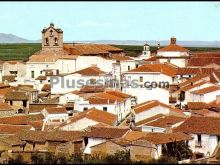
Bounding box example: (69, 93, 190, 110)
(0, 1, 220, 41)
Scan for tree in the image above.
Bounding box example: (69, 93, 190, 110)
(31, 152, 44, 164)
(8, 154, 25, 164)
(162, 141, 193, 161)
(104, 150, 131, 164)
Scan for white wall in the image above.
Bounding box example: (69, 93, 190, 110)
(134, 106, 170, 122)
(188, 134, 219, 156)
(84, 138, 106, 154)
(60, 118, 98, 131)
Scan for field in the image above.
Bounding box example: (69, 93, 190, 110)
(0, 43, 41, 61)
(0, 43, 220, 61)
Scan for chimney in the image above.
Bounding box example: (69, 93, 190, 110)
(170, 37, 176, 45)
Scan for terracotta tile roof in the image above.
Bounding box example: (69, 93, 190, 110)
(3, 60, 24, 65)
(127, 63, 177, 77)
(41, 84, 51, 92)
(45, 107, 67, 114)
(135, 114, 165, 126)
(187, 102, 210, 110)
(91, 92, 125, 102)
(158, 44, 189, 52)
(191, 85, 220, 95)
(178, 74, 210, 88)
(0, 124, 32, 134)
(70, 66, 106, 76)
(173, 116, 220, 135)
(0, 87, 16, 96)
(0, 83, 10, 88)
(0, 114, 44, 125)
(176, 80, 208, 93)
(27, 121, 43, 130)
(64, 44, 123, 56)
(0, 102, 13, 111)
(191, 109, 220, 118)
(133, 100, 184, 116)
(85, 126, 129, 139)
(80, 85, 105, 93)
(138, 132, 192, 144)
(144, 56, 158, 62)
(65, 107, 117, 126)
(145, 116, 186, 128)
(208, 100, 220, 108)
(35, 75, 47, 80)
(105, 90, 131, 98)
(111, 54, 133, 61)
(176, 68, 215, 75)
(87, 97, 116, 104)
(28, 54, 78, 62)
(0, 135, 25, 146)
(188, 52, 220, 66)
(123, 131, 192, 144)
(2, 75, 16, 82)
(17, 130, 85, 143)
(5, 91, 28, 101)
(29, 103, 60, 113)
(17, 84, 34, 88)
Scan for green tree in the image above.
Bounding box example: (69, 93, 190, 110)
(8, 154, 25, 164)
(162, 141, 192, 161)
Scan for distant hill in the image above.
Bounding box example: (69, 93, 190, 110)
(0, 33, 220, 47)
(0, 33, 40, 43)
(73, 40, 220, 48)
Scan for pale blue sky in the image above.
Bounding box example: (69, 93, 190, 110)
(0, 1, 220, 41)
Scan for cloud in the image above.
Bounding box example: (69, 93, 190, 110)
(77, 21, 112, 28)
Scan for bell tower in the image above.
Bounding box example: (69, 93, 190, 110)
(41, 22, 63, 51)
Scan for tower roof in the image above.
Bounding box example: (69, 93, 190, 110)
(42, 23, 63, 33)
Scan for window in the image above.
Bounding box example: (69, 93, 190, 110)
(48, 80, 50, 83)
(46, 65, 49, 68)
(9, 71, 17, 75)
(197, 134, 202, 146)
(54, 37, 58, 45)
(128, 66, 130, 70)
(40, 71, 42, 74)
(103, 107, 107, 111)
(83, 107, 88, 111)
(45, 38, 48, 45)
(136, 64, 139, 68)
(31, 71, 34, 78)
(139, 76, 143, 82)
(50, 30, 53, 36)
(218, 136, 220, 142)
(144, 52, 147, 55)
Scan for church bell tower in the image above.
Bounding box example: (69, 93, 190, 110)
(41, 22, 63, 51)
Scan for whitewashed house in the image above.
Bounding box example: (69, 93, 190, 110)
(41, 106, 69, 123)
(174, 116, 220, 157)
(122, 63, 177, 104)
(156, 37, 189, 67)
(83, 126, 129, 154)
(51, 66, 112, 94)
(132, 100, 184, 124)
(74, 90, 132, 122)
(190, 85, 220, 103)
(174, 74, 214, 108)
(59, 108, 117, 131)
